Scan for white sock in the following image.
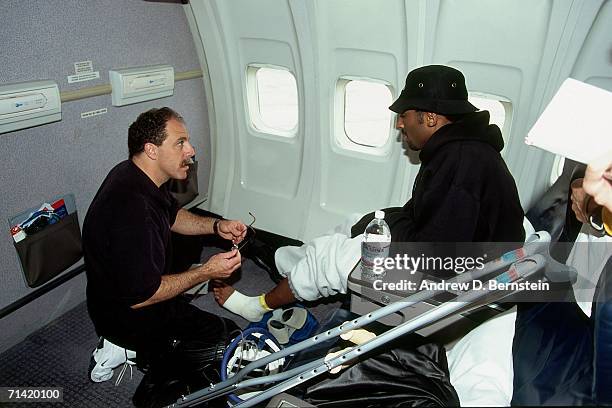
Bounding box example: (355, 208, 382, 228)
(223, 290, 268, 322)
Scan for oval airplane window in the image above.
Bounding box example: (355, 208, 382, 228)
(247, 66, 298, 136)
(343, 79, 393, 148)
(468, 94, 511, 153)
(549, 154, 566, 186)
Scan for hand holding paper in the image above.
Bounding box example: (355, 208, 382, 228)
(583, 152, 612, 212)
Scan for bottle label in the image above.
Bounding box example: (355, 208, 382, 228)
(364, 234, 390, 242)
(361, 241, 391, 277)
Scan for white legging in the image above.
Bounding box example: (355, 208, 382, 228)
(275, 213, 363, 301)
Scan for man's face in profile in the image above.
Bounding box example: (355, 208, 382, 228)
(156, 118, 196, 180)
(396, 110, 428, 151)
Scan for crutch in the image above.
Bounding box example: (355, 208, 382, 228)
(170, 232, 574, 407)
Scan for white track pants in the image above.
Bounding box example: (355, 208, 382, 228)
(275, 214, 363, 301)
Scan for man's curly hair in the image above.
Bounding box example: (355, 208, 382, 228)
(128, 107, 184, 158)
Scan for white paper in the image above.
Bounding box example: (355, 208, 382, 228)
(74, 60, 94, 74)
(525, 78, 612, 164)
(67, 71, 100, 84)
(80, 108, 107, 119)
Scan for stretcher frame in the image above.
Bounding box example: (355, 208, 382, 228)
(169, 231, 575, 407)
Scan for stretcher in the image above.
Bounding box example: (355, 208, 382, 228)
(169, 231, 576, 407)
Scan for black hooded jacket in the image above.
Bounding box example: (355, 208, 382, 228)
(353, 111, 525, 245)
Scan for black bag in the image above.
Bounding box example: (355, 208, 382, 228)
(131, 302, 239, 408)
(13, 211, 82, 288)
(302, 340, 459, 408)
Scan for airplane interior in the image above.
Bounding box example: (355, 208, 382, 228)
(1, 0, 611, 407)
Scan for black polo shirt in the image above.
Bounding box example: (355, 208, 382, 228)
(83, 160, 179, 338)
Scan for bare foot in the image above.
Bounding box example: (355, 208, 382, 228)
(212, 282, 235, 305)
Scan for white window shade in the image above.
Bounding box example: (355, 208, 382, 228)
(343, 80, 393, 148)
(247, 66, 298, 136)
(468, 95, 507, 132)
(468, 94, 512, 153)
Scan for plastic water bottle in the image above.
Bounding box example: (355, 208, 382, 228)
(361, 210, 392, 280)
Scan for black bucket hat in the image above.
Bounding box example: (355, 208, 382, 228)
(389, 65, 478, 115)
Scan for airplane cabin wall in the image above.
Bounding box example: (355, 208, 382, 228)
(0, 0, 609, 360)
(0, 1, 211, 353)
(190, 0, 612, 242)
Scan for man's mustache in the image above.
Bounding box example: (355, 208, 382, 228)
(182, 157, 195, 166)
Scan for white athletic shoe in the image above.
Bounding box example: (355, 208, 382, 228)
(88, 337, 136, 383)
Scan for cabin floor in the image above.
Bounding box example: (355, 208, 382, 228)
(0, 300, 142, 407)
(0, 243, 341, 407)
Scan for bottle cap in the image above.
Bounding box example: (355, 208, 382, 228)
(375, 210, 385, 219)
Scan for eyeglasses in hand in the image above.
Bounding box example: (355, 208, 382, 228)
(232, 212, 256, 252)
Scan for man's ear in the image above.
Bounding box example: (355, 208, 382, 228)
(427, 113, 438, 127)
(144, 142, 158, 160)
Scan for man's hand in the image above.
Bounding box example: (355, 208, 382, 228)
(571, 178, 591, 224)
(201, 249, 242, 280)
(571, 177, 602, 224)
(217, 220, 247, 245)
(131, 249, 241, 309)
(583, 153, 612, 212)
